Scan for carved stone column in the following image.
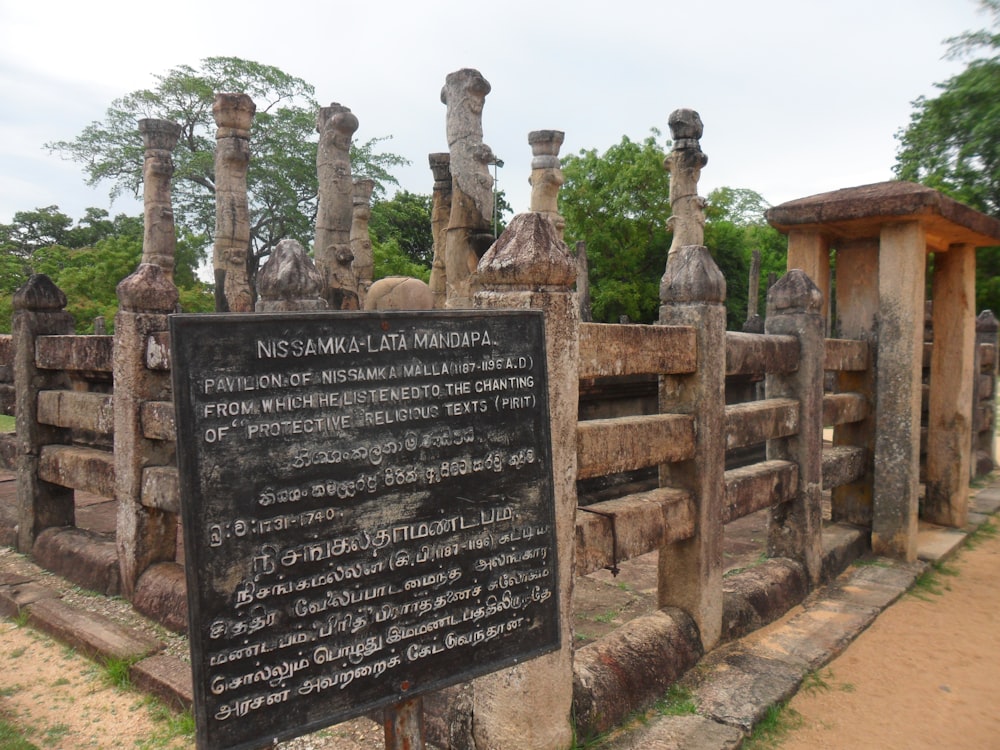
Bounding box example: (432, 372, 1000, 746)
(441, 69, 495, 308)
(138, 119, 182, 280)
(351, 178, 375, 306)
(664, 109, 707, 257)
(315, 103, 360, 310)
(427, 153, 452, 309)
(528, 130, 565, 238)
(212, 93, 256, 312)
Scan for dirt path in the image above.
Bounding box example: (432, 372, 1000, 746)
(775, 525, 1000, 750)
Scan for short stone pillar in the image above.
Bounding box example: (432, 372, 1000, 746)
(528, 130, 565, 238)
(315, 102, 360, 310)
(657, 109, 727, 650)
(254, 239, 327, 313)
(351, 178, 375, 306)
(973, 310, 999, 475)
(441, 69, 496, 308)
(12, 275, 74, 553)
(212, 93, 256, 313)
(925, 243, 977, 527)
(427, 153, 452, 309)
(138, 119, 182, 280)
(114, 264, 180, 597)
(765, 270, 825, 584)
(444, 212, 577, 749)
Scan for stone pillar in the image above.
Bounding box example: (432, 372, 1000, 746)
(577, 241, 592, 322)
(743, 248, 764, 333)
(830, 239, 880, 525)
(657, 109, 727, 650)
(138, 119, 182, 280)
(428, 153, 453, 309)
(786, 229, 831, 330)
(12, 275, 74, 553)
(924, 243, 976, 527)
(765, 270, 825, 584)
(872, 221, 926, 561)
(115, 264, 180, 597)
(212, 93, 256, 313)
(351, 179, 375, 307)
(441, 69, 496, 308)
(465, 212, 578, 749)
(255, 239, 327, 313)
(315, 103, 360, 310)
(528, 130, 565, 238)
(974, 310, 999, 475)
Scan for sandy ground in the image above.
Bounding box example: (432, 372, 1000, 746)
(776, 526, 1000, 750)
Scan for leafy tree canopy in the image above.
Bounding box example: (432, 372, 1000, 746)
(47, 56, 408, 275)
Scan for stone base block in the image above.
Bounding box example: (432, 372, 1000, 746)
(32, 526, 120, 596)
(133, 561, 188, 634)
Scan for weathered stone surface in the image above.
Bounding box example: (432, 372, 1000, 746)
(138, 119, 182, 278)
(605, 715, 743, 750)
(721, 559, 807, 642)
(351, 178, 376, 304)
(819, 522, 869, 583)
(725, 332, 798, 376)
(255, 238, 326, 312)
(36, 390, 114, 435)
(528, 129, 565, 237)
(131, 654, 193, 711)
(577, 413, 695, 479)
(579, 323, 696, 379)
(724, 398, 798, 451)
(37, 444, 115, 499)
(117, 264, 179, 314)
(362, 276, 433, 310)
(140, 466, 178, 513)
(25, 595, 164, 662)
(723, 460, 798, 524)
(0, 580, 59, 618)
(32, 526, 120, 596)
(660, 245, 726, 305)
(478, 212, 576, 289)
(427, 152, 453, 309)
(823, 337, 870, 371)
(665, 109, 707, 254)
(133, 562, 188, 634)
(140, 400, 175, 441)
(574, 608, 703, 737)
(34, 335, 113, 373)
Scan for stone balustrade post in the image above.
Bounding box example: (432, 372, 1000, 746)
(765, 270, 825, 584)
(428, 153, 452, 309)
(973, 310, 999, 475)
(657, 109, 727, 650)
(315, 103, 360, 310)
(351, 179, 375, 307)
(254, 239, 327, 313)
(114, 264, 180, 597)
(138, 119, 182, 280)
(528, 130, 565, 238)
(12, 275, 74, 553)
(212, 93, 256, 312)
(427, 212, 576, 749)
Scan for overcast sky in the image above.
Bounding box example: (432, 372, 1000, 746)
(0, 0, 989, 226)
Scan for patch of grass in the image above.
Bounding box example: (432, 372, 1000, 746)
(0, 715, 40, 750)
(724, 551, 769, 578)
(801, 669, 832, 695)
(742, 702, 804, 750)
(12, 610, 31, 628)
(966, 520, 998, 550)
(592, 610, 618, 624)
(654, 685, 697, 717)
(0, 415, 14, 434)
(135, 700, 195, 749)
(0, 686, 21, 699)
(911, 560, 959, 600)
(40, 723, 69, 747)
(99, 656, 137, 690)
(9, 648, 26, 659)
(49, 679, 69, 688)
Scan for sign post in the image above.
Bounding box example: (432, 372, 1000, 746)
(170, 310, 559, 750)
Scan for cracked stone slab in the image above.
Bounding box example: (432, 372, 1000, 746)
(605, 714, 743, 750)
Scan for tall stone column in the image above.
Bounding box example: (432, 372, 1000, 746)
(350, 178, 375, 307)
(657, 109, 727, 650)
(428, 153, 452, 309)
(441, 68, 496, 308)
(925, 242, 976, 527)
(528, 130, 565, 238)
(138, 119, 182, 280)
(974, 310, 999, 475)
(315, 103, 360, 310)
(212, 93, 256, 312)
(786, 230, 832, 331)
(872, 221, 926, 561)
(466, 212, 578, 750)
(765, 270, 825, 584)
(12, 275, 74, 553)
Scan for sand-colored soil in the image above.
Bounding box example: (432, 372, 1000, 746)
(777, 527, 1000, 750)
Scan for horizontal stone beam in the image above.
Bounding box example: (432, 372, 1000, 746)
(578, 323, 696, 379)
(37, 390, 114, 435)
(38, 444, 115, 499)
(722, 460, 798, 524)
(725, 332, 798, 376)
(141, 401, 175, 442)
(824, 338, 869, 371)
(141, 466, 179, 513)
(577, 414, 695, 479)
(821, 445, 866, 490)
(822, 392, 868, 426)
(574, 487, 694, 576)
(725, 398, 799, 451)
(35, 335, 113, 373)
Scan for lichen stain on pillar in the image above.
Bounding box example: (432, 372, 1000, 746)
(315, 103, 360, 310)
(138, 118, 182, 282)
(441, 69, 496, 308)
(212, 93, 256, 312)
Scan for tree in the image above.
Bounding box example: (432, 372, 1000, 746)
(47, 57, 408, 279)
(369, 191, 435, 266)
(894, 0, 1000, 314)
(560, 131, 673, 324)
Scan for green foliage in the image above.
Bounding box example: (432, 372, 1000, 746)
(370, 191, 434, 266)
(894, 1, 1000, 314)
(47, 56, 407, 278)
(372, 238, 431, 283)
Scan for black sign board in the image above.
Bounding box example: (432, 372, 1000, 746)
(170, 310, 559, 750)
